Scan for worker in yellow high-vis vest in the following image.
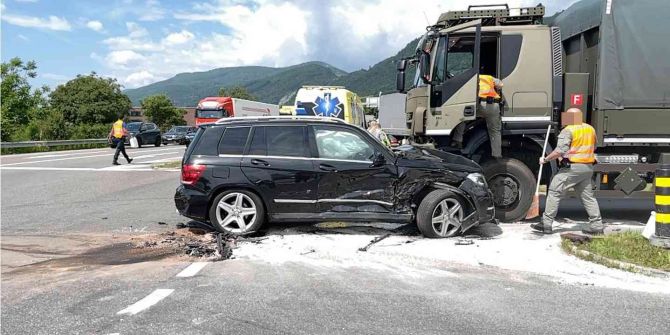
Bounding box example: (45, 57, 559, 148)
(108, 117, 133, 165)
(451, 73, 504, 158)
(531, 108, 604, 235)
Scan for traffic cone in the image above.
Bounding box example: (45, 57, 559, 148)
(526, 125, 552, 220)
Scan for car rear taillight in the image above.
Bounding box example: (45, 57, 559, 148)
(181, 164, 206, 185)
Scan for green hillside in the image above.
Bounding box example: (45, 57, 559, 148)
(124, 39, 419, 106)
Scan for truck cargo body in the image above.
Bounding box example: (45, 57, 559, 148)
(377, 93, 410, 136)
(398, 0, 670, 221)
(195, 97, 279, 125)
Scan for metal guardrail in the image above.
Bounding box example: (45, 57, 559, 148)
(0, 138, 108, 149)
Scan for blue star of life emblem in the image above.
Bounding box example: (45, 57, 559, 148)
(313, 93, 342, 118)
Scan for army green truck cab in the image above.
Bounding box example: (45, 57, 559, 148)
(396, 1, 670, 222)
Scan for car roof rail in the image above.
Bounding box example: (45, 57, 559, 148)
(213, 116, 348, 125)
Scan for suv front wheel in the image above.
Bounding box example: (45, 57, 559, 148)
(416, 189, 465, 238)
(209, 190, 265, 235)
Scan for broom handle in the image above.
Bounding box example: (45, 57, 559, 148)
(535, 125, 552, 195)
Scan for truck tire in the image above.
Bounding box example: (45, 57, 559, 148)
(481, 158, 535, 222)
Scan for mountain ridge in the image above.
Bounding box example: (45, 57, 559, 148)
(124, 38, 418, 106)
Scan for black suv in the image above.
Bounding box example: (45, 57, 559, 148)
(174, 117, 494, 238)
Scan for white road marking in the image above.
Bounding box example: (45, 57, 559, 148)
(0, 166, 176, 172)
(25, 150, 110, 159)
(116, 289, 174, 316)
(150, 156, 183, 163)
(133, 152, 183, 160)
(176, 262, 209, 278)
(0, 148, 183, 166)
(0, 153, 113, 166)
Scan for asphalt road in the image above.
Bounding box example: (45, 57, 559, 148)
(1, 147, 667, 335)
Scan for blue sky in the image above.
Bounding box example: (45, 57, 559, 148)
(2, 0, 577, 89)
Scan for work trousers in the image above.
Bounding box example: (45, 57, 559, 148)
(542, 163, 604, 229)
(451, 102, 502, 158)
(113, 137, 130, 163)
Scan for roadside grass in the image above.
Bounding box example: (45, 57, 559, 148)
(152, 160, 181, 169)
(562, 231, 670, 272)
(1, 143, 108, 155)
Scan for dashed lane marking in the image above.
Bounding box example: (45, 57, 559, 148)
(117, 289, 174, 316)
(132, 152, 183, 160)
(176, 262, 209, 278)
(24, 150, 110, 159)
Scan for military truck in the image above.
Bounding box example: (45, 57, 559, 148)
(395, 0, 670, 222)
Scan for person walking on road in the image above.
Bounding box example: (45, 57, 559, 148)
(451, 72, 504, 158)
(109, 117, 133, 166)
(531, 107, 604, 235)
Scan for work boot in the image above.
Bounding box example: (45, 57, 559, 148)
(127, 158, 133, 164)
(530, 223, 553, 234)
(112, 161, 121, 165)
(581, 226, 604, 235)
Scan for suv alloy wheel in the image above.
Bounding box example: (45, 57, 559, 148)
(209, 190, 265, 234)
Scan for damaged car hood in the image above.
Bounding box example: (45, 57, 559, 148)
(393, 145, 482, 173)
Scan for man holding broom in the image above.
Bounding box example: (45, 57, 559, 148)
(530, 108, 604, 235)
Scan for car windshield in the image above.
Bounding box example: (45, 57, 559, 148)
(126, 123, 141, 131)
(169, 127, 189, 133)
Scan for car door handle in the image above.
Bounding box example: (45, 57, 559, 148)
(319, 164, 338, 172)
(251, 159, 270, 166)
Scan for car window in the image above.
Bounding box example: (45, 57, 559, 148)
(218, 127, 250, 155)
(314, 127, 375, 162)
(249, 126, 308, 157)
(191, 126, 224, 156)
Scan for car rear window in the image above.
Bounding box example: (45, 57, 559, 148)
(218, 127, 250, 155)
(190, 126, 224, 156)
(249, 126, 308, 157)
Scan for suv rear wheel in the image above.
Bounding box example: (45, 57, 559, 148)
(209, 190, 265, 235)
(416, 189, 465, 238)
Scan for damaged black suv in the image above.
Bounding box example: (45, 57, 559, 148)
(174, 117, 495, 238)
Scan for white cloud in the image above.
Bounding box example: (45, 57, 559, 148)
(2, 13, 71, 31)
(96, 0, 577, 88)
(162, 30, 194, 45)
(86, 20, 104, 32)
(15, 0, 40, 3)
(109, 0, 166, 22)
(106, 50, 145, 67)
(17, 34, 30, 41)
(41, 73, 69, 81)
(124, 70, 159, 88)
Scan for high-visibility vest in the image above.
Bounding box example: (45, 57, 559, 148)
(112, 120, 125, 138)
(564, 124, 596, 163)
(478, 75, 500, 99)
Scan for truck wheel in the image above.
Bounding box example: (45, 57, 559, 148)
(416, 189, 465, 238)
(482, 158, 535, 222)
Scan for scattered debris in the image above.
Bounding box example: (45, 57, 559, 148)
(300, 248, 315, 255)
(455, 238, 475, 246)
(358, 233, 391, 252)
(560, 232, 593, 244)
(132, 228, 236, 261)
(101, 217, 108, 220)
(157, 221, 167, 225)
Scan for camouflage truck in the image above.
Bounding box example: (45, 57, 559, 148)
(395, 0, 670, 222)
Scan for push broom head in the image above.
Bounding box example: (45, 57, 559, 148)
(526, 194, 540, 219)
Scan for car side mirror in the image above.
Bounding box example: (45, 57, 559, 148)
(396, 59, 407, 71)
(372, 152, 385, 167)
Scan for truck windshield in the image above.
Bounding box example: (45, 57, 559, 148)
(196, 110, 224, 118)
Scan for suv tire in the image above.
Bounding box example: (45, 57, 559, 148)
(416, 189, 465, 238)
(136, 137, 143, 148)
(209, 190, 265, 235)
(154, 136, 161, 147)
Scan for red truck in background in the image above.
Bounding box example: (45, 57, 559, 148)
(195, 97, 280, 125)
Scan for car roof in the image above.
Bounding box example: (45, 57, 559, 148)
(213, 116, 349, 126)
